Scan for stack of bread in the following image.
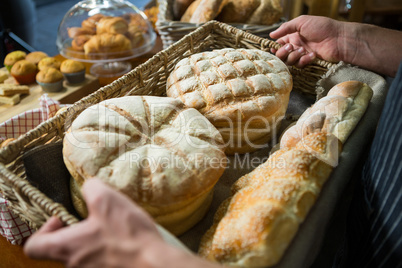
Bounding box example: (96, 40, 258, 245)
(62, 96, 227, 235)
(67, 14, 146, 59)
(174, 0, 283, 26)
(198, 81, 373, 267)
(166, 48, 292, 154)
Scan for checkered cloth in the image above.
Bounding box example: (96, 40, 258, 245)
(0, 94, 63, 245)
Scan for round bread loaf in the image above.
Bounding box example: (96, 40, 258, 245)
(63, 96, 227, 235)
(166, 48, 292, 154)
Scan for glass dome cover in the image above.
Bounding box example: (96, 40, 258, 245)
(57, 0, 156, 63)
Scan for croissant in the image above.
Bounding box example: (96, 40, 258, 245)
(96, 17, 129, 35)
(83, 33, 132, 58)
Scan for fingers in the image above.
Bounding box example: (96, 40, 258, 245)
(272, 43, 316, 68)
(36, 216, 64, 234)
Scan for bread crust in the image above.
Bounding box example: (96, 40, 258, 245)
(167, 48, 292, 154)
(198, 81, 373, 267)
(63, 96, 227, 235)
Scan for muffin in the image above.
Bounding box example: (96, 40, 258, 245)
(38, 57, 61, 71)
(36, 67, 64, 92)
(4, 51, 27, 72)
(60, 59, 86, 84)
(26, 51, 48, 65)
(10, 60, 37, 85)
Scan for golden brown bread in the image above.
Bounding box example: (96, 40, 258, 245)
(36, 67, 64, 83)
(63, 96, 227, 235)
(280, 81, 373, 149)
(198, 81, 373, 267)
(181, 0, 228, 23)
(216, 0, 260, 23)
(67, 27, 95, 38)
(245, 0, 282, 25)
(83, 33, 132, 58)
(166, 48, 292, 154)
(96, 17, 129, 35)
(25, 51, 48, 65)
(81, 13, 106, 31)
(199, 132, 340, 267)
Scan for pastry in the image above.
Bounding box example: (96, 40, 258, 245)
(67, 27, 95, 38)
(0, 84, 30, 96)
(63, 96, 227, 235)
(96, 17, 129, 35)
(36, 67, 64, 92)
(0, 94, 20, 105)
(83, 33, 132, 59)
(4, 50, 26, 72)
(71, 35, 92, 51)
(166, 48, 292, 154)
(10, 59, 37, 85)
(198, 81, 373, 267)
(25, 51, 48, 65)
(60, 59, 86, 84)
(81, 13, 106, 31)
(38, 57, 61, 71)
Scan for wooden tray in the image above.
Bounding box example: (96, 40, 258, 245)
(0, 69, 100, 123)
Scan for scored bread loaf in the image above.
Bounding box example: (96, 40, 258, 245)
(166, 48, 292, 154)
(63, 96, 227, 235)
(198, 81, 373, 267)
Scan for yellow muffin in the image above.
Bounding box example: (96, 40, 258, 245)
(26, 51, 48, 65)
(10, 60, 37, 84)
(38, 57, 61, 71)
(4, 51, 27, 71)
(36, 67, 64, 92)
(60, 59, 85, 73)
(60, 59, 86, 84)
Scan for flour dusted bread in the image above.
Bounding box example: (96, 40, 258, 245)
(198, 81, 373, 267)
(63, 96, 227, 235)
(167, 48, 292, 154)
(280, 81, 373, 149)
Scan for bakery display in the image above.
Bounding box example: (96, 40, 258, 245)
(179, 0, 282, 25)
(57, 0, 156, 62)
(36, 67, 64, 92)
(10, 60, 37, 85)
(3, 50, 26, 72)
(60, 59, 86, 84)
(166, 48, 292, 154)
(198, 81, 373, 267)
(63, 96, 227, 235)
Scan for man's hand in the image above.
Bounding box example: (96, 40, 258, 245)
(24, 178, 163, 267)
(270, 15, 346, 68)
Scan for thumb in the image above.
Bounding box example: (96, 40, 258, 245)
(270, 18, 301, 39)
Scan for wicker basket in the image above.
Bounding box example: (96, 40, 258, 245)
(0, 21, 335, 231)
(156, 0, 286, 49)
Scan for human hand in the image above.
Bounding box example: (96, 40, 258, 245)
(23, 178, 166, 268)
(270, 15, 345, 68)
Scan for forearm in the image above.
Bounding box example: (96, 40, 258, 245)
(340, 22, 402, 77)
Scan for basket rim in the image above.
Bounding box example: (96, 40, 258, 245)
(0, 19, 336, 231)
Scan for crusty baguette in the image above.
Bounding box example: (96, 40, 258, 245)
(198, 80, 373, 267)
(181, 0, 227, 23)
(280, 81, 373, 148)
